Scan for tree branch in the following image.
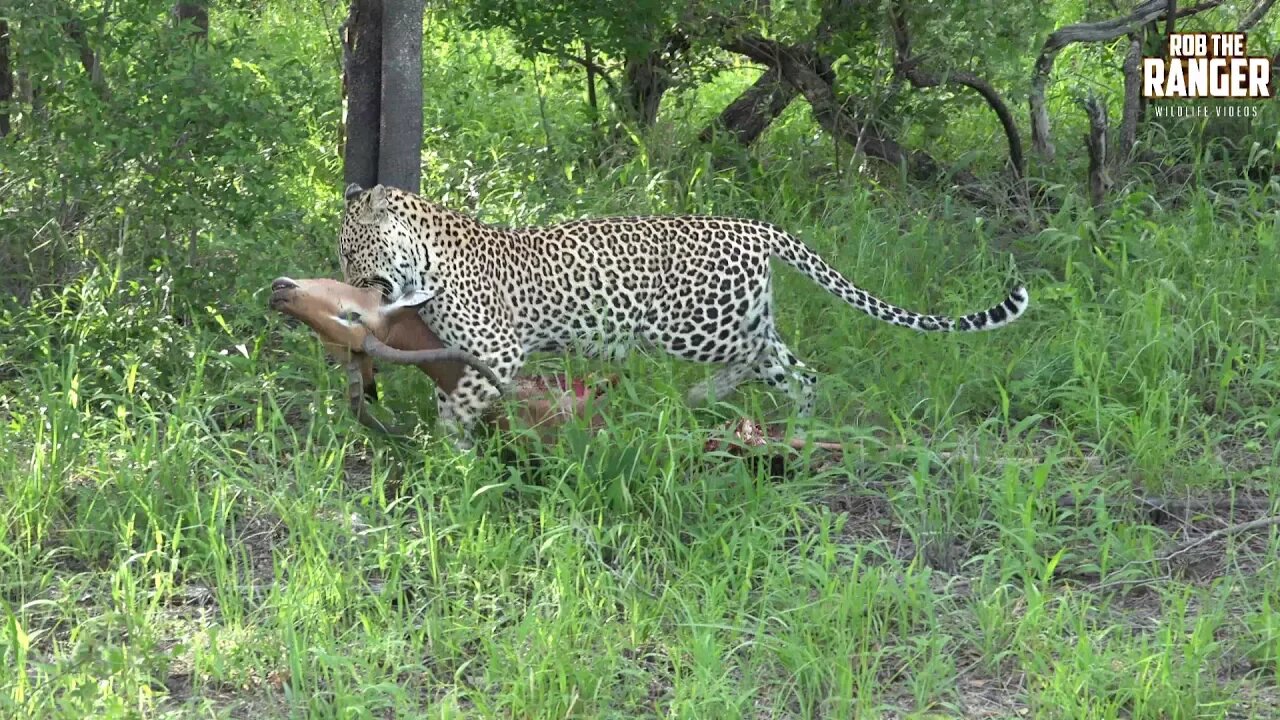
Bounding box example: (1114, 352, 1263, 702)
(1161, 514, 1280, 566)
(1239, 0, 1278, 30)
(889, 2, 1025, 180)
(724, 33, 995, 205)
(534, 44, 619, 99)
(1029, 0, 1225, 160)
(698, 65, 797, 147)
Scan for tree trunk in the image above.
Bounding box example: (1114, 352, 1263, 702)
(172, 1, 210, 42)
(1118, 34, 1143, 166)
(342, 0, 383, 191)
(1028, 0, 1223, 160)
(378, 0, 423, 192)
(623, 50, 667, 128)
(1239, 0, 1278, 30)
(61, 15, 108, 98)
(0, 21, 11, 137)
(698, 66, 797, 146)
(584, 41, 598, 119)
(1082, 95, 1109, 211)
(169, 1, 209, 265)
(621, 33, 688, 129)
(18, 70, 41, 124)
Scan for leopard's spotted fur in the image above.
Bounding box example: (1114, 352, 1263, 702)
(338, 183, 1028, 446)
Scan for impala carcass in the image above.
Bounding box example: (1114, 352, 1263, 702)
(268, 277, 610, 440)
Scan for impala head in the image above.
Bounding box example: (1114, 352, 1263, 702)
(269, 275, 501, 437)
(269, 276, 433, 364)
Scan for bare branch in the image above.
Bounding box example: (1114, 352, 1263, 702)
(1030, 0, 1225, 160)
(724, 33, 997, 205)
(1056, 494, 1278, 520)
(1239, 0, 1278, 30)
(889, 2, 1025, 180)
(1161, 514, 1280, 566)
(1090, 509, 1280, 592)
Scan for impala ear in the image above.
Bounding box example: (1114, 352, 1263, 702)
(353, 184, 390, 225)
(382, 287, 434, 317)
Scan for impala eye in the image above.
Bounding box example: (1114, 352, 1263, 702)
(337, 310, 362, 324)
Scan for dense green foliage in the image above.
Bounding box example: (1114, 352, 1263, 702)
(463, 0, 683, 59)
(1, 0, 1278, 717)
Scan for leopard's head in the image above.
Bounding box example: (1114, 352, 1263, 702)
(339, 182, 448, 309)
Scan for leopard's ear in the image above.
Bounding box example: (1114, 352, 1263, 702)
(353, 184, 390, 225)
(344, 183, 365, 202)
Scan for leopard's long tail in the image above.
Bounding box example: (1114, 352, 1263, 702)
(766, 226, 1028, 332)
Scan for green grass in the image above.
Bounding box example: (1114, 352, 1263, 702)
(3, 3, 1280, 718)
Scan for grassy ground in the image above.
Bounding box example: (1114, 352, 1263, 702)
(3, 5, 1280, 719)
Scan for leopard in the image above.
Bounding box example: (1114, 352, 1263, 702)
(337, 183, 1029, 448)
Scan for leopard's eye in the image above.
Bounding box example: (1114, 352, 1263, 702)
(360, 276, 394, 298)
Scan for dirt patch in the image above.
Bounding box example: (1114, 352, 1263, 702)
(819, 480, 920, 566)
(806, 458, 1280, 714)
(1216, 427, 1276, 476)
(158, 673, 290, 719)
(948, 669, 1031, 719)
(230, 501, 286, 589)
(342, 444, 378, 492)
(1229, 681, 1280, 719)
